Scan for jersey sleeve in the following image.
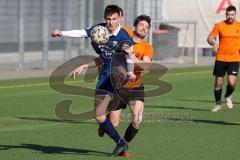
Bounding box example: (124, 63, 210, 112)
(84, 27, 93, 37)
(132, 42, 153, 60)
(209, 23, 220, 37)
(144, 44, 153, 60)
(61, 30, 88, 38)
(123, 36, 133, 46)
(116, 31, 133, 52)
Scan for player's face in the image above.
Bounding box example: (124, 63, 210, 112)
(135, 20, 150, 38)
(226, 11, 236, 23)
(105, 13, 120, 33)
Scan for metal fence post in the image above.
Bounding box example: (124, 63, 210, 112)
(194, 22, 199, 64)
(64, 0, 73, 61)
(18, 0, 25, 69)
(42, 0, 49, 68)
(79, 0, 86, 54)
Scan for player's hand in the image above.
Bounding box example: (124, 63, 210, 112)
(124, 46, 133, 54)
(122, 43, 130, 50)
(213, 43, 219, 52)
(51, 29, 62, 37)
(71, 65, 87, 80)
(128, 72, 136, 81)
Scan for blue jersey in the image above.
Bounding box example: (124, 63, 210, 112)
(85, 24, 132, 94)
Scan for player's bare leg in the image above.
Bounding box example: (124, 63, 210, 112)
(94, 94, 111, 123)
(128, 100, 144, 130)
(120, 100, 144, 157)
(109, 109, 122, 128)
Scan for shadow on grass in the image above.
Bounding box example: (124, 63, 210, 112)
(145, 105, 209, 112)
(16, 117, 96, 124)
(179, 99, 240, 105)
(191, 119, 240, 126)
(0, 143, 110, 156)
(178, 99, 214, 103)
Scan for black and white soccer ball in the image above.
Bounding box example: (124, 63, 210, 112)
(90, 25, 109, 44)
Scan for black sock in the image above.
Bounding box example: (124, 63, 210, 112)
(225, 85, 234, 98)
(124, 123, 139, 143)
(214, 89, 222, 105)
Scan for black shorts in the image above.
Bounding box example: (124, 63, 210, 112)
(107, 85, 144, 111)
(213, 60, 239, 77)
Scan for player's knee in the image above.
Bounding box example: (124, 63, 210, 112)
(95, 115, 106, 123)
(215, 78, 223, 89)
(228, 83, 235, 89)
(111, 120, 120, 128)
(214, 83, 222, 90)
(110, 115, 121, 128)
(215, 80, 222, 87)
(108, 111, 121, 128)
(132, 117, 142, 129)
(132, 120, 142, 129)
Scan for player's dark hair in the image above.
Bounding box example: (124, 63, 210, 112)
(104, 5, 121, 18)
(119, 7, 124, 17)
(134, 15, 151, 28)
(226, 5, 236, 12)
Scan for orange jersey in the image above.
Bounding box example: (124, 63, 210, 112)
(123, 41, 153, 88)
(210, 21, 240, 62)
(121, 25, 134, 37)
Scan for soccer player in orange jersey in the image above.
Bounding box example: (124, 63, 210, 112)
(207, 5, 240, 112)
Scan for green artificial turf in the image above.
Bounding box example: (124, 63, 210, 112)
(0, 66, 240, 160)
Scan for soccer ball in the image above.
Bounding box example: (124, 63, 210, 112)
(90, 25, 109, 44)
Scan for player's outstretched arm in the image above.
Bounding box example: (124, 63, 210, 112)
(71, 57, 102, 80)
(71, 64, 88, 80)
(124, 46, 151, 71)
(134, 56, 151, 71)
(52, 29, 62, 37)
(51, 29, 88, 38)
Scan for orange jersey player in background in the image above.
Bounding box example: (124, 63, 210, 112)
(207, 5, 240, 112)
(121, 22, 153, 88)
(209, 17, 240, 62)
(123, 39, 153, 88)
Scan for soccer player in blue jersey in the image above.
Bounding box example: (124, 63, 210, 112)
(98, 14, 153, 158)
(52, 5, 132, 156)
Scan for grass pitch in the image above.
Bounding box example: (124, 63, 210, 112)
(0, 66, 240, 160)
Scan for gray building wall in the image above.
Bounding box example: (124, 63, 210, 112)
(0, 0, 162, 68)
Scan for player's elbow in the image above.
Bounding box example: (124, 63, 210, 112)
(95, 57, 103, 66)
(143, 63, 150, 70)
(207, 38, 211, 45)
(136, 62, 150, 71)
